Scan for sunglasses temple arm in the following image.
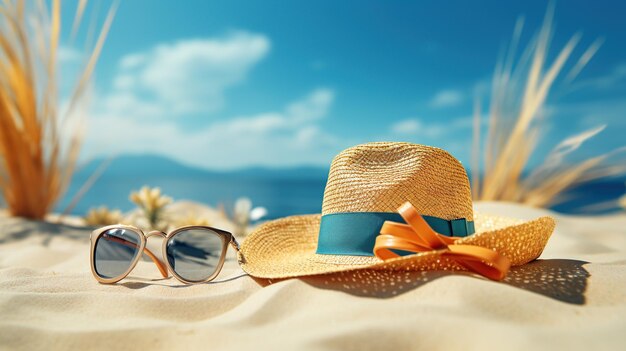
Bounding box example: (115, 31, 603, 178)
(228, 235, 247, 265)
(229, 235, 241, 252)
(102, 235, 169, 278)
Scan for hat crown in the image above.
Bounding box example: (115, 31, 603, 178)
(321, 142, 473, 220)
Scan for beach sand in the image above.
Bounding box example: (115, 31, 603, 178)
(0, 202, 625, 350)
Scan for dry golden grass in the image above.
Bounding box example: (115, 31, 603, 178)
(129, 186, 173, 230)
(471, 6, 626, 209)
(83, 206, 123, 226)
(0, 0, 115, 219)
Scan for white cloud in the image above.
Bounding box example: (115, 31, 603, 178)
(79, 31, 349, 168)
(572, 62, 626, 90)
(389, 117, 474, 138)
(390, 119, 421, 134)
(111, 31, 270, 116)
(385, 116, 478, 163)
(285, 89, 334, 123)
(84, 88, 343, 169)
(119, 53, 146, 69)
(58, 45, 83, 63)
(430, 89, 464, 108)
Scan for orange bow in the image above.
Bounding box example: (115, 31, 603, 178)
(373, 202, 511, 280)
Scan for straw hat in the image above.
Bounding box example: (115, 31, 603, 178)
(240, 142, 555, 280)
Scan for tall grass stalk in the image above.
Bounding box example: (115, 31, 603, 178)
(0, 0, 114, 219)
(472, 6, 626, 209)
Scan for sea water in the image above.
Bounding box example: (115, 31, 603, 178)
(58, 174, 625, 219)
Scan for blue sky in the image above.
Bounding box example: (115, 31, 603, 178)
(59, 0, 626, 170)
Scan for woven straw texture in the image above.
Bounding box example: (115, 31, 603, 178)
(322, 142, 473, 220)
(240, 142, 556, 279)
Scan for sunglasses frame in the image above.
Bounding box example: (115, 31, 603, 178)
(90, 224, 241, 285)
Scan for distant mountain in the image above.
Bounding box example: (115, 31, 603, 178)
(76, 154, 212, 178)
(232, 165, 330, 180)
(75, 154, 329, 180)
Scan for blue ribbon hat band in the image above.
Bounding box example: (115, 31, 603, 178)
(316, 212, 475, 256)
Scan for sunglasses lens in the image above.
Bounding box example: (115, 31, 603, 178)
(94, 228, 142, 279)
(166, 229, 225, 282)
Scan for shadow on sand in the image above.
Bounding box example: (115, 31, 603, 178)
(119, 269, 249, 289)
(0, 216, 91, 245)
(254, 259, 590, 305)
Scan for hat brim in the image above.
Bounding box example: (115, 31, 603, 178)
(240, 212, 555, 279)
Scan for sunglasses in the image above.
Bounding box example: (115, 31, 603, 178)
(90, 225, 241, 284)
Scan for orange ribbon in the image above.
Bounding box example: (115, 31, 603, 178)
(373, 202, 511, 280)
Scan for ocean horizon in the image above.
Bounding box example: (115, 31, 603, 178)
(56, 154, 626, 220)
